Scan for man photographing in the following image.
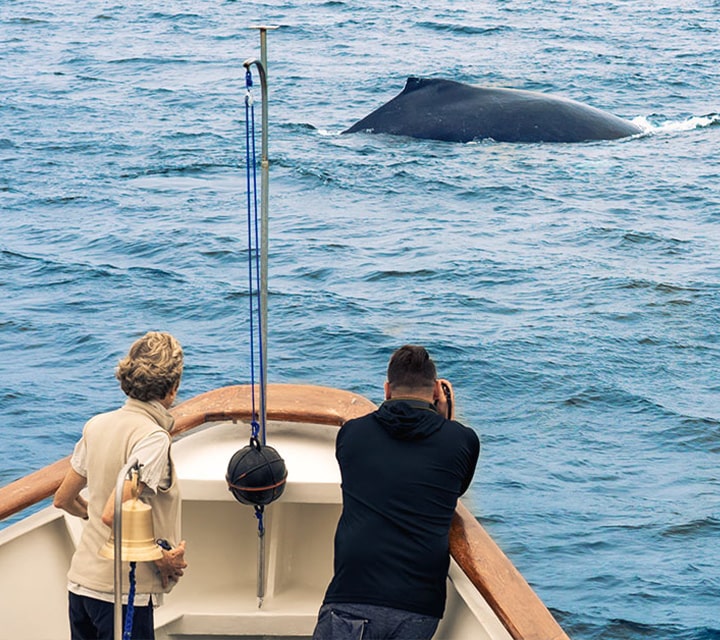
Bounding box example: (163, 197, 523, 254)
(313, 344, 480, 639)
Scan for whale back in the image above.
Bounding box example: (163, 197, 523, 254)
(343, 77, 641, 143)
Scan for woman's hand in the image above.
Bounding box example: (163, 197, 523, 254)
(54, 469, 89, 519)
(155, 540, 187, 588)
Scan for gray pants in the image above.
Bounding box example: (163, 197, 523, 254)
(312, 603, 439, 640)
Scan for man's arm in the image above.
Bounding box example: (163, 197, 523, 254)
(459, 431, 481, 496)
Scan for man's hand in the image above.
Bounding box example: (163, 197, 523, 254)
(434, 379, 455, 420)
(154, 540, 187, 588)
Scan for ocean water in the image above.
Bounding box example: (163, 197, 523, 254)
(1, 1, 719, 638)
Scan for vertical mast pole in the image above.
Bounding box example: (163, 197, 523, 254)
(258, 26, 269, 447)
(250, 24, 276, 446)
(245, 24, 277, 609)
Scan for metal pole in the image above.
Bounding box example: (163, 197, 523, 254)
(258, 27, 272, 446)
(245, 24, 277, 610)
(113, 457, 140, 640)
(248, 25, 276, 446)
(242, 55, 267, 447)
(257, 513, 266, 608)
(258, 27, 269, 448)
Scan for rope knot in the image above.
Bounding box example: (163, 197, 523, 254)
(250, 418, 261, 443)
(254, 504, 265, 536)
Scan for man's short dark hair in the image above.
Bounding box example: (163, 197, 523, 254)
(387, 345, 437, 393)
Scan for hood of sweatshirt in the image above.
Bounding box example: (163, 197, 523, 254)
(374, 398, 444, 441)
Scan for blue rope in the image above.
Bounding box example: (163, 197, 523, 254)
(122, 561, 137, 640)
(245, 68, 268, 541)
(244, 68, 265, 444)
(254, 504, 265, 536)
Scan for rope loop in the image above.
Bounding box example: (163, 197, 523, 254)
(250, 417, 261, 441)
(245, 69, 254, 106)
(249, 428, 262, 452)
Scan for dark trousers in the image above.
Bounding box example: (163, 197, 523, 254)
(69, 592, 155, 640)
(313, 603, 440, 640)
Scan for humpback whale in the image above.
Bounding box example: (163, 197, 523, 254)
(343, 77, 642, 143)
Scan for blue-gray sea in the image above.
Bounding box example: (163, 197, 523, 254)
(1, 1, 719, 638)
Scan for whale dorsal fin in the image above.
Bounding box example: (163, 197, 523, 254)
(403, 77, 431, 94)
(402, 77, 460, 95)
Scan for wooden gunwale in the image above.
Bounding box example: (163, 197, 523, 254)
(0, 383, 568, 640)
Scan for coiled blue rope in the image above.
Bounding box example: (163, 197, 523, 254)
(254, 504, 265, 536)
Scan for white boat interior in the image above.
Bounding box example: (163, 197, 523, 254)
(0, 384, 569, 640)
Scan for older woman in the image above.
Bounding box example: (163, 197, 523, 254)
(54, 331, 188, 640)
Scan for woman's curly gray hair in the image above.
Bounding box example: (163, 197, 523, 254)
(116, 331, 183, 402)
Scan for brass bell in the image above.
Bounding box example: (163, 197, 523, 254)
(99, 474, 162, 562)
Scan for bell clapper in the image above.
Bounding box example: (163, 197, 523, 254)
(130, 468, 140, 502)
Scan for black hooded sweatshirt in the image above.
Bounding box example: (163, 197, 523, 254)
(322, 398, 480, 618)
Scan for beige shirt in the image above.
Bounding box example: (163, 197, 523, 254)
(67, 398, 181, 603)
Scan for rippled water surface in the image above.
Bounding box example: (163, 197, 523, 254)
(1, 2, 719, 638)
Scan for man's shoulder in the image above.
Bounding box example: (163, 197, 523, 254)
(337, 410, 381, 440)
(341, 409, 379, 427)
(446, 419, 480, 449)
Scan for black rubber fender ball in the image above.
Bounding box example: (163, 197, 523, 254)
(226, 442, 287, 506)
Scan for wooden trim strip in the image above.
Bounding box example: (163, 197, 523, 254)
(170, 384, 377, 436)
(450, 501, 569, 640)
(0, 457, 71, 523)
